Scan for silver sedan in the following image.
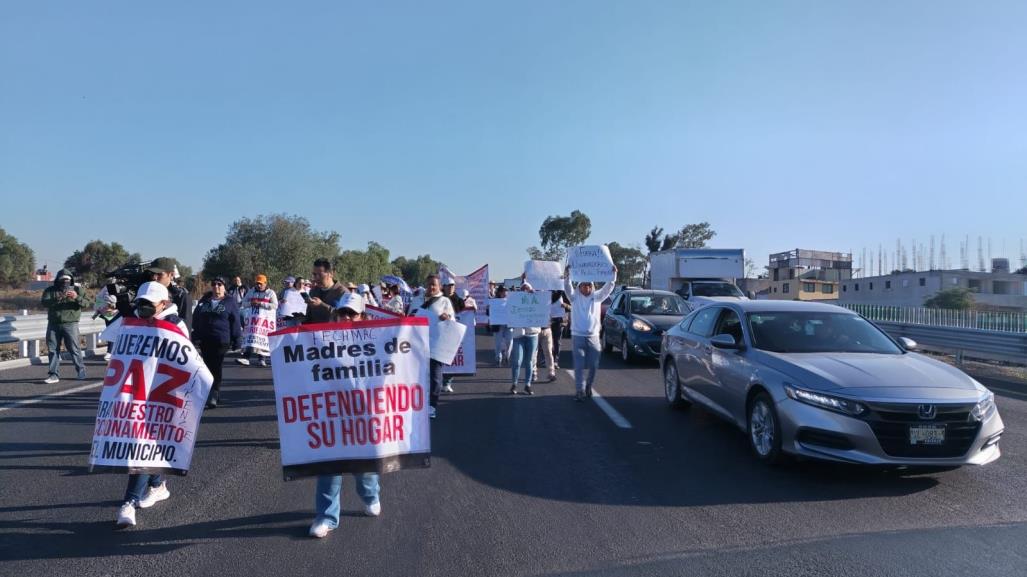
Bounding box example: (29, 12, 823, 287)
(660, 300, 1004, 466)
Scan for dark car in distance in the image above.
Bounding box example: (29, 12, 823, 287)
(602, 290, 691, 361)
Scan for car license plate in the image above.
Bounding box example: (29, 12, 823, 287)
(909, 425, 946, 445)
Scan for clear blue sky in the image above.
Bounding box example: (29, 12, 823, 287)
(3, 1, 1026, 281)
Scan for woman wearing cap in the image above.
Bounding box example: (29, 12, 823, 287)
(192, 277, 241, 409)
(236, 274, 278, 367)
(116, 281, 189, 527)
(509, 282, 542, 395)
(308, 292, 382, 538)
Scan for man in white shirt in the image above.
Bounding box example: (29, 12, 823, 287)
(413, 275, 454, 419)
(564, 265, 617, 401)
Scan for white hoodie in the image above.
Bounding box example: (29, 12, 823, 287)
(564, 277, 616, 338)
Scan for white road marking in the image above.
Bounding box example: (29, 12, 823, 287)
(0, 380, 104, 415)
(563, 369, 632, 429)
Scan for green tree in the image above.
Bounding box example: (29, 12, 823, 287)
(63, 240, 141, 288)
(644, 226, 664, 254)
(1015, 266, 1027, 275)
(923, 287, 975, 309)
(335, 242, 399, 285)
(202, 214, 341, 286)
(675, 222, 716, 249)
(607, 242, 646, 286)
(527, 210, 591, 261)
(391, 254, 443, 286)
(0, 228, 35, 288)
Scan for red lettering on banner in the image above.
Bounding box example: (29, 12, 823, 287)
(149, 363, 190, 408)
(282, 397, 297, 423)
(104, 359, 125, 387)
(119, 359, 148, 401)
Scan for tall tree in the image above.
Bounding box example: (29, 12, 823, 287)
(675, 222, 716, 249)
(202, 214, 341, 286)
(644, 226, 664, 254)
(335, 242, 399, 285)
(527, 210, 591, 261)
(391, 254, 442, 287)
(63, 240, 141, 288)
(0, 228, 35, 288)
(607, 242, 647, 286)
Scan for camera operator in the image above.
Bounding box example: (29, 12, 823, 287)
(40, 269, 91, 384)
(145, 257, 193, 331)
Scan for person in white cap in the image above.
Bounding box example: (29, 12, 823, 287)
(116, 281, 189, 527)
(509, 282, 542, 395)
(413, 274, 454, 418)
(356, 283, 378, 307)
(440, 277, 465, 394)
(307, 290, 382, 539)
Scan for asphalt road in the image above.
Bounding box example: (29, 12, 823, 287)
(2, 335, 1026, 577)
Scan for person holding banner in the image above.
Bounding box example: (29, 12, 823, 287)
(277, 276, 308, 328)
(488, 285, 513, 366)
(413, 274, 454, 419)
(440, 278, 465, 394)
(307, 292, 383, 538)
(564, 265, 617, 402)
(192, 276, 241, 409)
(236, 274, 278, 367)
(115, 282, 192, 527)
(509, 282, 542, 395)
(549, 291, 571, 371)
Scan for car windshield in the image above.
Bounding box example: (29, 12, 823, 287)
(747, 312, 902, 354)
(692, 282, 744, 297)
(629, 294, 689, 315)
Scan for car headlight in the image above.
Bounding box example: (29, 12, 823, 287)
(971, 392, 996, 421)
(785, 385, 867, 417)
(631, 318, 653, 332)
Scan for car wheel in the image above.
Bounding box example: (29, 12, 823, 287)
(602, 330, 613, 353)
(747, 392, 783, 464)
(664, 361, 690, 409)
(621, 336, 634, 363)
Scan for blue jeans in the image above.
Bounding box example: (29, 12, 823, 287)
(571, 335, 601, 395)
(511, 334, 539, 387)
(494, 327, 512, 364)
(124, 474, 164, 505)
(429, 359, 444, 408)
(314, 473, 381, 528)
(46, 322, 84, 377)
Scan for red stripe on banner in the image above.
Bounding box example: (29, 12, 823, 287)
(269, 316, 429, 336)
(122, 316, 187, 339)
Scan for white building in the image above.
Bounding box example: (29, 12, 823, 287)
(838, 269, 1027, 311)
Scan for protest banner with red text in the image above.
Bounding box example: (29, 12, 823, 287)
(89, 318, 213, 475)
(242, 305, 277, 355)
(442, 311, 477, 375)
(365, 304, 404, 320)
(269, 317, 431, 480)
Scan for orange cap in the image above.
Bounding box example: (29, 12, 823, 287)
(255, 274, 268, 284)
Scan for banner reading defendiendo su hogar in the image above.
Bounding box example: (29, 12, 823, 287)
(269, 317, 432, 480)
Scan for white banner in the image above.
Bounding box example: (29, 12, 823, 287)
(89, 318, 213, 474)
(503, 277, 523, 290)
(443, 311, 477, 375)
(243, 306, 277, 354)
(567, 245, 615, 283)
(488, 298, 508, 326)
(365, 304, 404, 320)
(430, 318, 467, 364)
(269, 317, 432, 479)
(524, 260, 564, 291)
(506, 290, 552, 328)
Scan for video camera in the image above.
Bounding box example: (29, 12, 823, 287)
(104, 260, 154, 317)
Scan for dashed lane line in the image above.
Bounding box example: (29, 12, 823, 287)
(563, 369, 632, 429)
(0, 380, 104, 415)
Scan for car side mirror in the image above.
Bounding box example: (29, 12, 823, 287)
(711, 334, 742, 349)
(898, 337, 917, 351)
(746, 291, 756, 299)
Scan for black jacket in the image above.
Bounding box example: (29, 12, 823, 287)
(169, 284, 193, 331)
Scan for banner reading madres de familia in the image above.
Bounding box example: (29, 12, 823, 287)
(89, 317, 214, 475)
(268, 317, 432, 480)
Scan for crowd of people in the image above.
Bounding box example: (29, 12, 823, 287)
(39, 255, 617, 536)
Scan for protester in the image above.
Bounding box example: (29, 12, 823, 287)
(228, 276, 247, 306)
(145, 258, 193, 331)
(40, 269, 90, 384)
(307, 289, 382, 538)
(116, 282, 187, 527)
(383, 283, 405, 315)
(356, 283, 378, 308)
(440, 276, 465, 394)
(236, 274, 277, 367)
(306, 258, 346, 324)
(279, 276, 295, 302)
(564, 265, 617, 401)
(192, 277, 241, 409)
(488, 285, 512, 366)
(278, 276, 308, 328)
(93, 285, 118, 361)
(547, 290, 571, 374)
(413, 274, 454, 419)
(510, 282, 541, 395)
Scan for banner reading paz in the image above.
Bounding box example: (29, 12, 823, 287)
(269, 317, 432, 480)
(89, 317, 213, 475)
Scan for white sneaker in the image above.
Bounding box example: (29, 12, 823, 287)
(138, 482, 170, 509)
(442, 384, 454, 393)
(258, 357, 269, 367)
(309, 519, 334, 538)
(116, 502, 136, 526)
(429, 406, 437, 419)
(43, 375, 59, 385)
(364, 501, 381, 517)
(235, 358, 250, 366)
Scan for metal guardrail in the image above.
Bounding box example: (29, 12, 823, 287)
(844, 304, 1027, 333)
(872, 321, 1027, 366)
(0, 313, 107, 360)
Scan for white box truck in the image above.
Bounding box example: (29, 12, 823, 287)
(650, 248, 748, 307)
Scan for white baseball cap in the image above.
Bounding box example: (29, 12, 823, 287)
(336, 292, 365, 314)
(357, 283, 370, 294)
(136, 281, 170, 304)
(458, 288, 470, 299)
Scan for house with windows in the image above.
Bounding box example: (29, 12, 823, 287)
(837, 268, 1027, 311)
(766, 249, 852, 301)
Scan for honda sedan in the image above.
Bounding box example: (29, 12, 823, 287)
(660, 301, 1003, 466)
